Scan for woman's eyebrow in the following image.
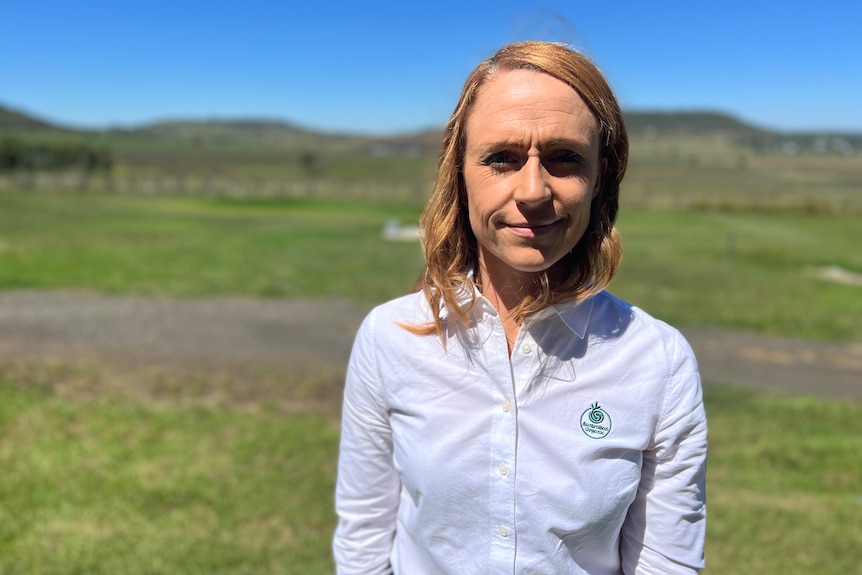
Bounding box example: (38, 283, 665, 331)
(539, 138, 593, 149)
(470, 137, 593, 152)
(468, 139, 527, 154)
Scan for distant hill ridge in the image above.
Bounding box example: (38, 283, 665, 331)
(1, 102, 859, 146)
(0, 104, 67, 133)
(124, 119, 314, 139)
(623, 111, 766, 137)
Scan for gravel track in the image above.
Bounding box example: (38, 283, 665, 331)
(1, 290, 860, 402)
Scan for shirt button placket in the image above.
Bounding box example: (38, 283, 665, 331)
(489, 328, 518, 571)
(490, 410, 516, 566)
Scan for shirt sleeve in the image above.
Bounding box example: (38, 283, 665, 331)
(620, 330, 708, 574)
(333, 311, 401, 575)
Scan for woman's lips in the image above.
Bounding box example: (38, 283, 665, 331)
(504, 221, 560, 238)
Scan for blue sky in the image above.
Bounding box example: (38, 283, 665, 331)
(2, 0, 860, 134)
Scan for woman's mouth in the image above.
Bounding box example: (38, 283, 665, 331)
(504, 221, 560, 238)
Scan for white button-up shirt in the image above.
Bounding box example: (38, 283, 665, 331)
(334, 289, 707, 574)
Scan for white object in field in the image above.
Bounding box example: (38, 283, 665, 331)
(382, 218, 420, 241)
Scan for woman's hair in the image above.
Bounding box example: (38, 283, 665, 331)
(413, 41, 629, 337)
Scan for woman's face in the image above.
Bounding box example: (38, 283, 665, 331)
(462, 68, 602, 285)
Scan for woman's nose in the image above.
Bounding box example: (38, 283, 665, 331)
(513, 156, 551, 206)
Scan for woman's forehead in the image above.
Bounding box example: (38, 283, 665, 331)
(465, 69, 599, 150)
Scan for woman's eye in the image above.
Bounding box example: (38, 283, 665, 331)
(483, 151, 519, 167)
(549, 151, 583, 164)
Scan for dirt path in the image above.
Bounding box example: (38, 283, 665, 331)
(1, 290, 860, 402)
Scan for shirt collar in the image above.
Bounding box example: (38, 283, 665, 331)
(528, 294, 596, 340)
(435, 277, 481, 322)
(437, 272, 597, 339)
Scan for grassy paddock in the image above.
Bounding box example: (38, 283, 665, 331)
(0, 362, 859, 574)
(702, 384, 862, 574)
(1, 191, 860, 340)
(612, 209, 862, 340)
(0, 364, 340, 575)
(0, 193, 426, 304)
(625, 138, 862, 214)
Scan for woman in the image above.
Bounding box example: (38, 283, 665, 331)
(334, 41, 707, 574)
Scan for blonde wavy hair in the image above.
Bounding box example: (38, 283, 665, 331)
(412, 41, 628, 337)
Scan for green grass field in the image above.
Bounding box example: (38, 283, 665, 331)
(703, 385, 862, 574)
(0, 364, 339, 575)
(0, 188, 860, 573)
(613, 209, 862, 340)
(0, 363, 860, 575)
(0, 193, 426, 304)
(1, 191, 860, 340)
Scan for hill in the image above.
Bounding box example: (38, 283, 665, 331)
(624, 110, 862, 154)
(108, 118, 354, 149)
(0, 103, 71, 134)
(624, 110, 765, 138)
(1, 103, 860, 179)
(3, 102, 861, 149)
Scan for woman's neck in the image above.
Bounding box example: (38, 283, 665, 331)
(477, 263, 535, 356)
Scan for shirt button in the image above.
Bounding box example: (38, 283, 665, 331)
(499, 525, 509, 538)
(501, 400, 512, 413)
(498, 464, 509, 477)
(521, 343, 532, 354)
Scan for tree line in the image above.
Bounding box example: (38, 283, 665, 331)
(0, 138, 112, 172)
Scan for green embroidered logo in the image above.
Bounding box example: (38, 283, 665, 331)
(580, 402, 612, 439)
